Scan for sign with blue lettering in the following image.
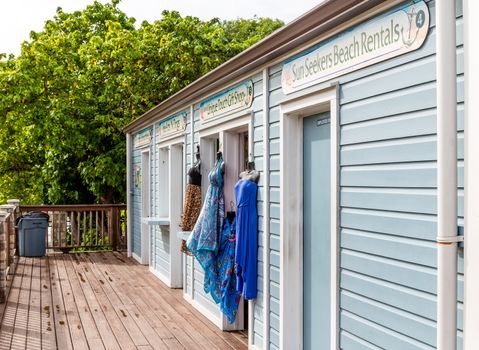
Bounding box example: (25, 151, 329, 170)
(199, 80, 254, 123)
(134, 128, 152, 148)
(157, 112, 187, 139)
(281, 1, 429, 94)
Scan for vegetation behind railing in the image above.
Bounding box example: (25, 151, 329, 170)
(19, 204, 127, 252)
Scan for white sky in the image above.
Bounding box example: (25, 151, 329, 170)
(0, 0, 322, 56)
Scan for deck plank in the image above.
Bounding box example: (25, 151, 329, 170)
(74, 253, 148, 349)
(104, 252, 236, 350)
(54, 255, 90, 350)
(40, 257, 56, 349)
(49, 255, 73, 350)
(68, 255, 124, 350)
(102, 252, 207, 349)
(81, 253, 169, 349)
(26, 258, 42, 350)
(60, 255, 105, 350)
(11, 257, 33, 350)
(113, 252, 248, 350)
(88, 252, 185, 349)
(1, 252, 248, 350)
(0, 256, 26, 349)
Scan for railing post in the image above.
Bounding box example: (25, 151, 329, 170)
(7, 200, 19, 264)
(122, 207, 127, 250)
(0, 217, 6, 303)
(110, 208, 117, 251)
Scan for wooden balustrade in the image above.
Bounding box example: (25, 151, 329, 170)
(19, 204, 127, 252)
(0, 211, 16, 303)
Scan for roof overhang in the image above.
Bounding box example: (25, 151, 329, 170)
(124, 0, 386, 134)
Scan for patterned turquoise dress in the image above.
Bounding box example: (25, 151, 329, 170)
(217, 216, 241, 323)
(186, 160, 225, 302)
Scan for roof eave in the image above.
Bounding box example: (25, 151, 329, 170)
(124, 0, 385, 134)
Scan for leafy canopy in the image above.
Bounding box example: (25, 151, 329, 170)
(0, 1, 283, 204)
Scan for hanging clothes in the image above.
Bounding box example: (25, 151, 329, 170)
(217, 215, 241, 323)
(186, 159, 225, 302)
(234, 179, 258, 300)
(179, 164, 202, 255)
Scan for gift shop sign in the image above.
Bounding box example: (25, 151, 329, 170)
(199, 80, 253, 123)
(157, 112, 187, 139)
(134, 128, 152, 148)
(281, 1, 429, 94)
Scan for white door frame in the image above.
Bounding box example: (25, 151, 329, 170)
(464, 0, 479, 346)
(279, 85, 339, 350)
(187, 112, 252, 331)
(168, 141, 184, 288)
(141, 150, 151, 265)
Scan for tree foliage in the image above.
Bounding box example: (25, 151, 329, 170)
(0, 2, 283, 204)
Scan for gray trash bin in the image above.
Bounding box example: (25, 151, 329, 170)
(17, 212, 49, 257)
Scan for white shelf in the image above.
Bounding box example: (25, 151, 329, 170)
(141, 217, 170, 225)
(177, 231, 191, 240)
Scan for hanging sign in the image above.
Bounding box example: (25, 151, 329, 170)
(133, 164, 141, 188)
(157, 111, 187, 139)
(199, 80, 254, 123)
(134, 128, 152, 148)
(281, 0, 429, 94)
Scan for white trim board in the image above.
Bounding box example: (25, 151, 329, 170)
(156, 134, 185, 147)
(464, 0, 479, 346)
(132, 252, 142, 265)
(279, 85, 339, 350)
(198, 113, 251, 139)
(126, 133, 133, 258)
(261, 67, 271, 350)
(149, 265, 172, 287)
(141, 149, 151, 266)
(183, 292, 223, 329)
(168, 143, 184, 288)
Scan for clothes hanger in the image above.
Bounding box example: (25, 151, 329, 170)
(246, 153, 255, 171)
(226, 201, 236, 222)
(194, 145, 201, 169)
(240, 153, 259, 183)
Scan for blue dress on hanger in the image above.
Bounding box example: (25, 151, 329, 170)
(217, 216, 241, 323)
(234, 179, 258, 300)
(187, 160, 225, 302)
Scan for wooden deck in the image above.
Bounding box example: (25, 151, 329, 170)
(0, 252, 248, 349)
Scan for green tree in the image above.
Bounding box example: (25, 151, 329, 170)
(0, 2, 283, 204)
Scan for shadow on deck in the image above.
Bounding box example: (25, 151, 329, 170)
(0, 252, 248, 350)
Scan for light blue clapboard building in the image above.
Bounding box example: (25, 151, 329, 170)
(124, 0, 479, 348)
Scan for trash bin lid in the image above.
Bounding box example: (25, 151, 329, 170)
(16, 211, 49, 226)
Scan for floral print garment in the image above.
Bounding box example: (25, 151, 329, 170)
(186, 160, 225, 302)
(218, 216, 241, 323)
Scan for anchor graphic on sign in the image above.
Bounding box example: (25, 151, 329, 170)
(401, 5, 426, 47)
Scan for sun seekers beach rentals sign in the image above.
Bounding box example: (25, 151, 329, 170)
(199, 80, 254, 123)
(281, 0, 429, 94)
(157, 112, 187, 139)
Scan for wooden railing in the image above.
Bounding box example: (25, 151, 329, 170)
(0, 210, 16, 303)
(19, 204, 127, 252)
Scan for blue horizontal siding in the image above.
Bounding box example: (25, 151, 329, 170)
(340, 310, 435, 350)
(341, 290, 436, 346)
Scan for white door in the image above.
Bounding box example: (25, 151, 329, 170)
(141, 151, 150, 265)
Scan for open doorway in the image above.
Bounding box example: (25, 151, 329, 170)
(191, 116, 252, 335)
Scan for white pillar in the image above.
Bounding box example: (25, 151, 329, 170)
(436, 0, 458, 349)
(464, 0, 479, 347)
(126, 133, 132, 257)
